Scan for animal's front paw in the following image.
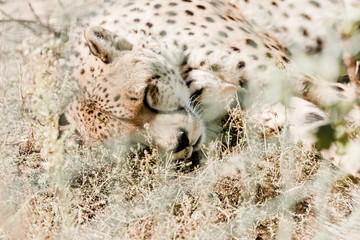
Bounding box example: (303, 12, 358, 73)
(251, 103, 286, 134)
(250, 97, 329, 141)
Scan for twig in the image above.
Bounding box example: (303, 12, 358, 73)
(0, 8, 37, 33)
(27, 1, 58, 34)
(27, 2, 42, 24)
(57, 0, 64, 8)
(0, 19, 38, 24)
(0, 7, 58, 36)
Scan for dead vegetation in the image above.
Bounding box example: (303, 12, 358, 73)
(1, 1, 360, 239)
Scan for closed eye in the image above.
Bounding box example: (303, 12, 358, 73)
(143, 85, 159, 113)
(176, 107, 187, 114)
(143, 85, 188, 114)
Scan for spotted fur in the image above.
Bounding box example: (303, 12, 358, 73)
(62, 0, 359, 159)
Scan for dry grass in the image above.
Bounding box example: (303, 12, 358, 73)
(1, 1, 360, 239)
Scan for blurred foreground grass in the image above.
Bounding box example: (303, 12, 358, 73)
(1, 1, 360, 239)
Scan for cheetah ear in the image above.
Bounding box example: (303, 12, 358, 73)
(84, 26, 133, 63)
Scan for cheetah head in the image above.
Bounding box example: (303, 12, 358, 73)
(62, 26, 205, 160)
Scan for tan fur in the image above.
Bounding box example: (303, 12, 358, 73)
(63, 0, 359, 159)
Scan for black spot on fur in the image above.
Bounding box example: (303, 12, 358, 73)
(58, 113, 70, 126)
(167, 11, 177, 16)
(185, 10, 194, 16)
(305, 112, 324, 123)
(218, 31, 228, 38)
(239, 26, 251, 34)
(226, 26, 234, 31)
(309, 0, 321, 8)
(237, 61, 246, 69)
(210, 64, 220, 72)
(301, 27, 309, 37)
(197, 5, 206, 9)
(154, 3, 161, 8)
(246, 39, 258, 48)
(146, 22, 153, 28)
(205, 17, 214, 22)
(301, 13, 311, 21)
(314, 37, 323, 53)
(227, 15, 235, 21)
(282, 56, 290, 63)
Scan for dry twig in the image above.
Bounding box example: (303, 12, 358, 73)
(0, 7, 58, 36)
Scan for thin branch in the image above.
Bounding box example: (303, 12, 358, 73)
(27, 1, 58, 34)
(27, 2, 42, 24)
(57, 0, 64, 8)
(0, 19, 37, 24)
(0, 8, 37, 33)
(0, 7, 59, 36)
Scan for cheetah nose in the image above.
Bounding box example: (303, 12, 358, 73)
(175, 130, 190, 153)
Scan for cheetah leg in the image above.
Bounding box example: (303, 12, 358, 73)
(254, 96, 360, 178)
(296, 76, 360, 125)
(251, 97, 329, 143)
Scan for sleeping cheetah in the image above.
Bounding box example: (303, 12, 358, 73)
(60, 0, 359, 160)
